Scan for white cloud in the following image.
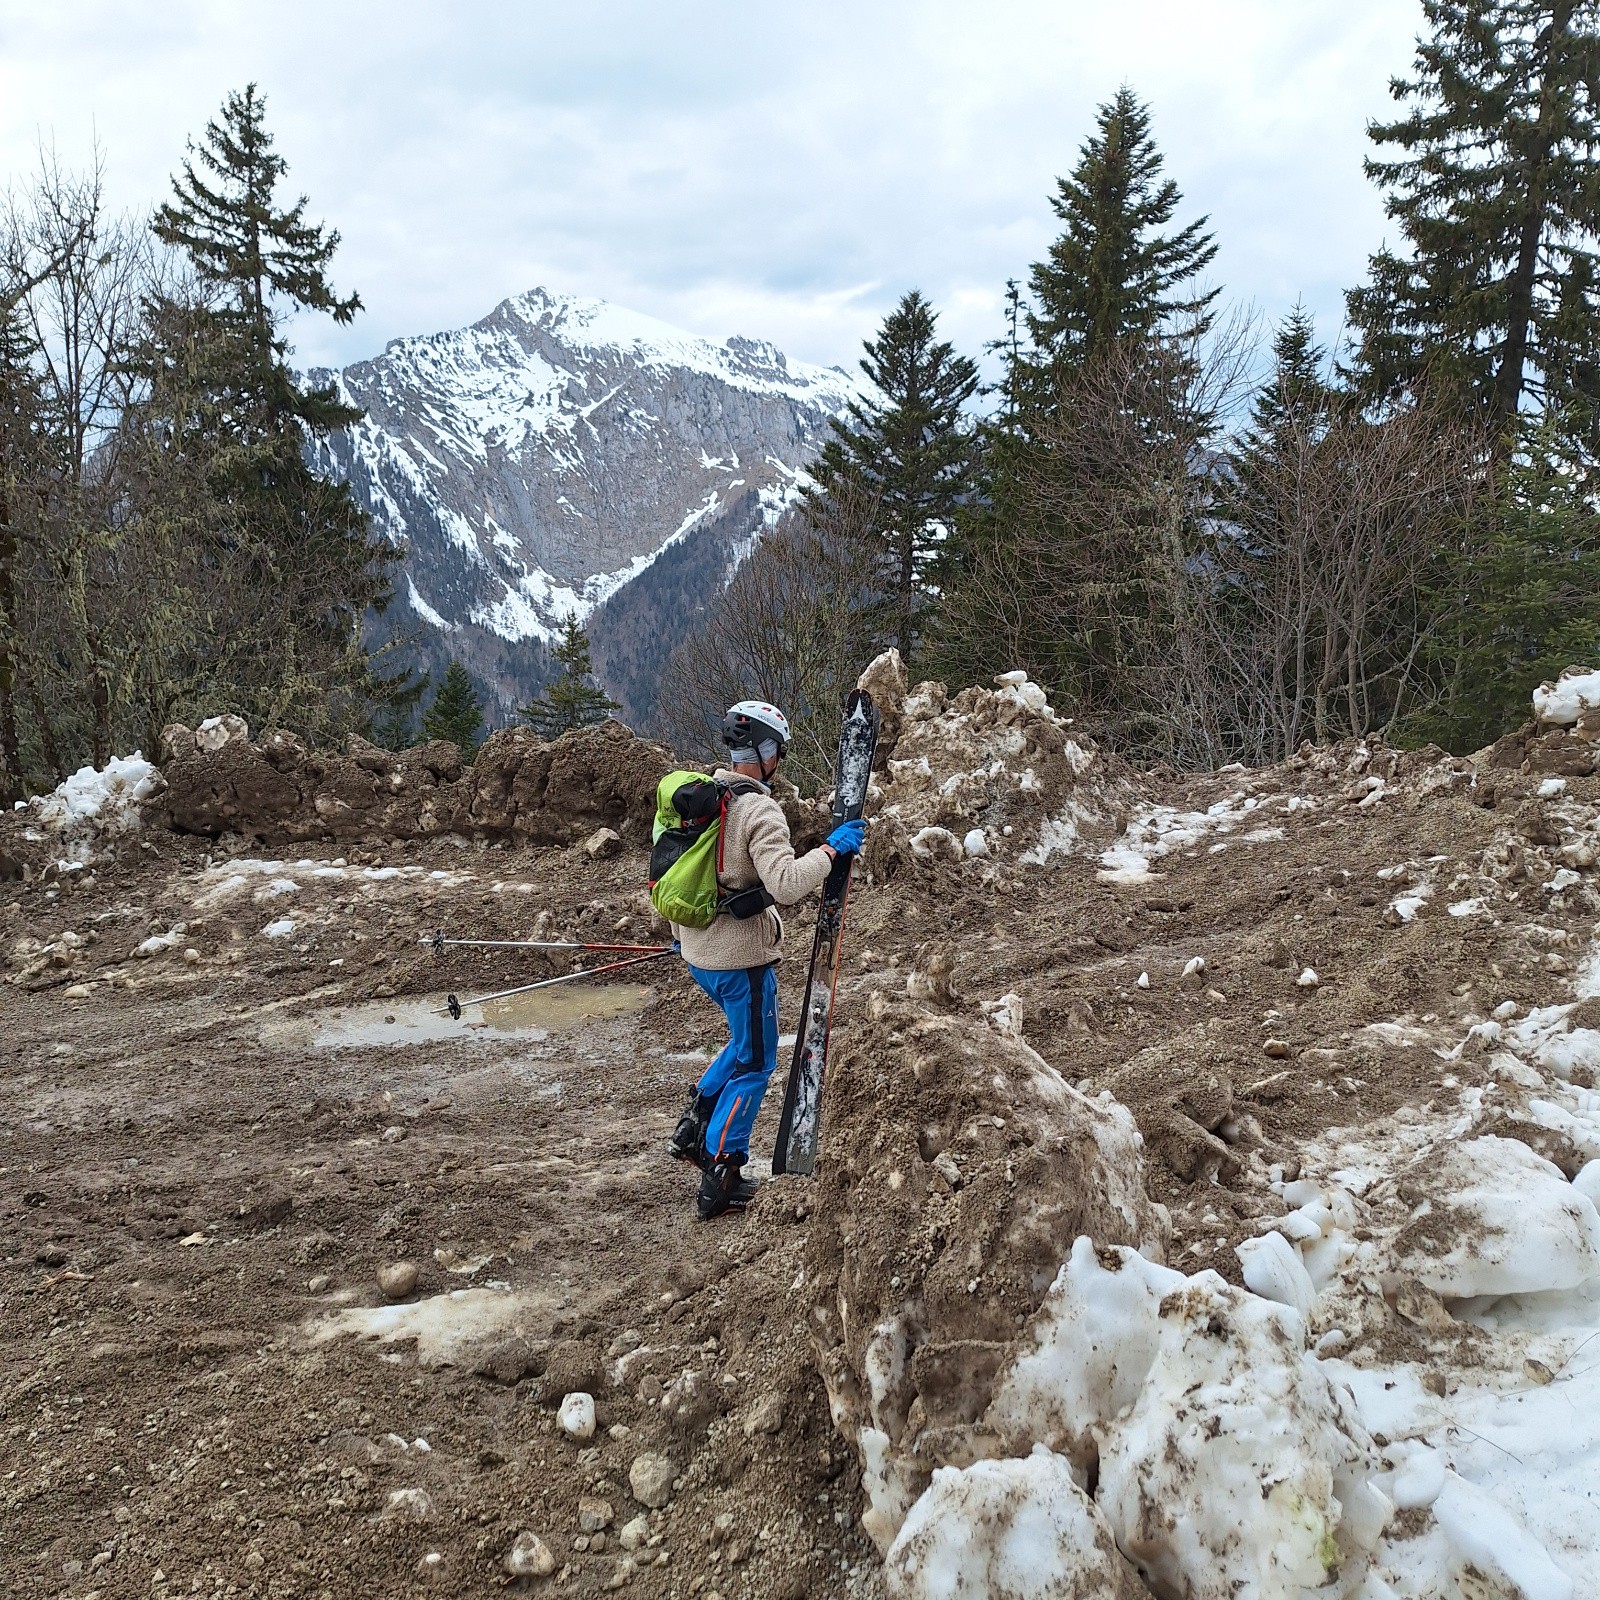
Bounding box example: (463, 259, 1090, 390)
(0, 0, 1422, 374)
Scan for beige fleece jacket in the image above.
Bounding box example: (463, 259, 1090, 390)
(673, 769, 833, 971)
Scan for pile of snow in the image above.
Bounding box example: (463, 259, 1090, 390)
(1214, 933, 1600, 1593)
(1533, 666, 1600, 732)
(885, 1447, 1135, 1600)
(22, 753, 166, 863)
(805, 996, 1170, 1553)
(930, 1239, 1390, 1599)
(858, 658, 1131, 872)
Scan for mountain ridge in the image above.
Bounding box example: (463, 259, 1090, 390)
(307, 288, 863, 726)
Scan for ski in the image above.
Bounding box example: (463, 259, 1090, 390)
(772, 688, 880, 1177)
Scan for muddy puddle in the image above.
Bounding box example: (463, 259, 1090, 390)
(261, 983, 653, 1050)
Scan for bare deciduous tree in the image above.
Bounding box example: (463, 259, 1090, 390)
(654, 489, 880, 793)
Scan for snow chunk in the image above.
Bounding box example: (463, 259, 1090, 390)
(1097, 1274, 1389, 1599)
(1390, 1135, 1600, 1298)
(1433, 1470, 1575, 1600)
(195, 714, 249, 752)
(27, 753, 166, 863)
(1235, 1230, 1317, 1316)
(1533, 667, 1600, 729)
(885, 1446, 1130, 1600)
(261, 918, 298, 940)
(985, 1238, 1182, 1473)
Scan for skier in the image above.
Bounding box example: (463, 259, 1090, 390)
(667, 700, 864, 1218)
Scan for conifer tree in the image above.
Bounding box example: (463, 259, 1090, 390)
(1242, 305, 1336, 448)
(143, 85, 397, 738)
(421, 660, 485, 752)
(1346, 1, 1600, 450)
(1020, 86, 1218, 394)
(519, 616, 619, 739)
(805, 291, 979, 663)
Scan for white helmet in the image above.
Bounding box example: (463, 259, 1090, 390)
(722, 700, 791, 760)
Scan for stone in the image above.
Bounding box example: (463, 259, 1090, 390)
(382, 1487, 435, 1521)
(505, 1532, 556, 1579)
(377, 1260, 419, 1300)
(743, 1392, 785, 1438)
(413, 1551, 447, 1583)
(618, 1515, 650, 1551)
(558, 1392, 596, 1439)
(578, 1496, 614, 1533)
(584, 827, 623, 860)
(306, 1275, 331, 1293)
(629, 1451, 677, 1509)
(1263, 1039, 1292, 1060)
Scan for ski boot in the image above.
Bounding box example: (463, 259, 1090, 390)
(668, 1090, 716, 1168)
(697, 1154, 758, 1220)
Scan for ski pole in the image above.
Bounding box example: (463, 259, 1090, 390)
(428, 932, 670, 955)
(436, 946, 678, 1020)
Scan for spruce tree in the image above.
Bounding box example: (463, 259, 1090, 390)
(1021, 86, 1218, 391)
(1242, 305, 1336, 448)
(421, 660, 485, 752)
(520, 616, 620, 738)
(805, 290, 980, 663)
(144, 85, 396, 738)
(1346, 2, 1600, 449)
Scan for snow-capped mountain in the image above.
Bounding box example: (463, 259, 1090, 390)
(309, 288, 863, 726)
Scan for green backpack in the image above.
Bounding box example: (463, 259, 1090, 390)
(648, 771, 763, 928)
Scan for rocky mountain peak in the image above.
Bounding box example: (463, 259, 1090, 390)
(308, 288, 863, 725)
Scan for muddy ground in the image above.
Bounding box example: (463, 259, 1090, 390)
(3, 727, 1596, 1599)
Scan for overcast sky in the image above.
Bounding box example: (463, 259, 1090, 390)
(0, 1, 1423, 378)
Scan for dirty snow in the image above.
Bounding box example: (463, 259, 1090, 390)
(25, 753, 165, 863)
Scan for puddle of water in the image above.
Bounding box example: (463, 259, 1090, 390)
(308, 1286, 554, 1367)
(479, 983, 651, 1032)
(278, 982, 651, 1050)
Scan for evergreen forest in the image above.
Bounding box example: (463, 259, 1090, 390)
(664, 0, 1600, 781)
(7, 4, 1600, 800)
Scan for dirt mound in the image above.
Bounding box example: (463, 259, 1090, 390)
(160, 717, 671, 846)
(803, 993, 1169, 1550)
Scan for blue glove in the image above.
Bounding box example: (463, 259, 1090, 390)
(827, 818, 865, 856)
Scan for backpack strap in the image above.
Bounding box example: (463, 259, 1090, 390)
(714, 778, 767, 877)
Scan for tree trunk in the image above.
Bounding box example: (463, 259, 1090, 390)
(1492, 2, 1575, 435)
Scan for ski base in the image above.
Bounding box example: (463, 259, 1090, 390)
(772, 689, 879, 1177)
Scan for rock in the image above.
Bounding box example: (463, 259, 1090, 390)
(307, 1275, 331, 1293)
(559, 1392, 596, 1439)
(660, 1367, 721, 1433)
(629, 1451, 677, 1509)
(382, 1487, 435, 1521)
(413, 1551, 447, 1584)
(381, 1124, 408, 1143)
(195, 713, 250, 752)
(578, 1496, 614, 1532)
(1181, 955, 1207, 989)
(505, 1531, 557, 1579)
(377, 1261, 419, 1300)
(1295, 968, 1320, 989)
(584, 826, 623, 860)
(1264, 1038, 1292, 1059)
(743, 1392, 785, 1437)
(618, 1515, 650, 1551)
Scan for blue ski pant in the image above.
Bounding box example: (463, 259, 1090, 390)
(688, 961, 779, 1162)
